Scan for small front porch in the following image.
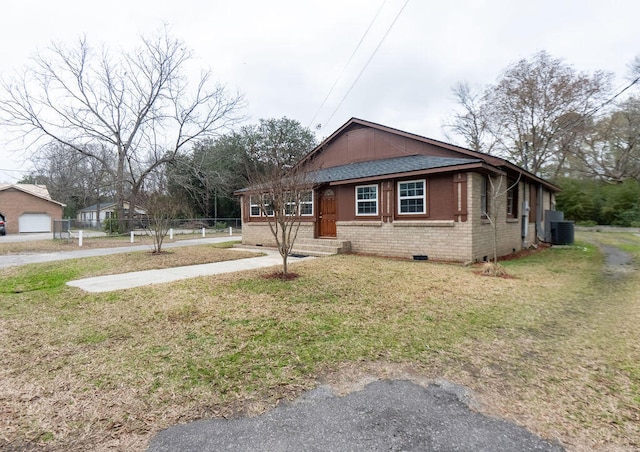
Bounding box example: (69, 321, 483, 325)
(290, 238, 351, 256)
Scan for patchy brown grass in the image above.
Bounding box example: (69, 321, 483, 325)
(0, 232, 639, 451)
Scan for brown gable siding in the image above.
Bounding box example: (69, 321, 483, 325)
(308, 127, 471, 170)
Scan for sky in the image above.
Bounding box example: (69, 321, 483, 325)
(0, 0, 638, 182)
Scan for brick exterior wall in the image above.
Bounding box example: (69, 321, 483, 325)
(242, 222, 316, 247)
(336, 219, 473, 261)
(0, 188, 64, 234)
(241, 171, 555, 262)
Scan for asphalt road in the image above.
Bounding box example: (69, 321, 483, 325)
(148, 380, 564, 452)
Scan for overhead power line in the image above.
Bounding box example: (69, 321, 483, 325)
(555, 75, 640, 136)
(320, 0, 411, 132)
(307, 0, 389, 130)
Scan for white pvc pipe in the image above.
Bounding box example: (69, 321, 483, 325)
(78, 230, 83, 247)
(202, 227, 206, 237)
(170, 228, 173, 240)
(229, 226, 232, 236)
(130, 231, 134, 243)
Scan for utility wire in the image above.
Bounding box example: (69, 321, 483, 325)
(587, 75, 640, 117)
(321, 0, 411, 132)
(307, 0, 389, 130)
(552, 75, 640, 136)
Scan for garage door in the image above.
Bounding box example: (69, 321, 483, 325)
(19, 213, 52, 233)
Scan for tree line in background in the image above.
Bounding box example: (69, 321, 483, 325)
(0, 28, 246, 226)
(446, 50, 640, 226)
(1, 29, 316, 230)
(2, 31, 639, 228)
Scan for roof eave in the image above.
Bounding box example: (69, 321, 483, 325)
(326, 162, 501, 186)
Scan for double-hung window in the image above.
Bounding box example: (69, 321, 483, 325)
(356, 185, 378, 215)
(249, 196, 261, 217)
(285, 191, 313, 216)
(398, 180, 426, 214)
(299, 191, 313, 216)
(250, 195, 274, 217)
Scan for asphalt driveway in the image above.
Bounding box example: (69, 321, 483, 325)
(148, 380, 563, 452)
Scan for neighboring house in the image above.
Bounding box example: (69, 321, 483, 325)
(77, 201, 147, 227)
(239, 118, 561, 262)
(0, 184, 65, 234)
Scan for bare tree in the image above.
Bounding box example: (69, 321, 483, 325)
(0, 28, 244, 231)
(481, 173, 521, 268)
(241, 118, 317, 276)
(574, 97, 640, 182)
(140, 192, 182, 254)
(443, 82, 499, 154)
(447, 51, 612, 177)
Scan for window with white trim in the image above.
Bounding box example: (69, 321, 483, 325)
(356, 184, 378, 215)
(284, 191, 313, 216)
(251, 192, 313, 217)
(263, 195, 274, 216)
(398, 179, 426, 214)
(249, 195, 274, 217)
(299, 191, 313, 216)
(249, 196, 261, 217)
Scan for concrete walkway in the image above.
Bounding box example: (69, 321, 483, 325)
(1, 234, 311, 292)
(66, 248, 310, 293)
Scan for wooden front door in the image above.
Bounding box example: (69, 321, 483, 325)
(318, 188, 337, 237)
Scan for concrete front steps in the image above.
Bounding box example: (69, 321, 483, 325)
(289, 238, 351, 257)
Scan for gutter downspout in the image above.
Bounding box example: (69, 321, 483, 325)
(536, 184, 544, 242)
(521, 199, 529, 249)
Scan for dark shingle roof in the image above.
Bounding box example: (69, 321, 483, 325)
(310, 155, 482, 184)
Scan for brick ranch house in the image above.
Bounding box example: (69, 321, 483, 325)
(239, 118, 560, 262)
(0, 184, 65, 234)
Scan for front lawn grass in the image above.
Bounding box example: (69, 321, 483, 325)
(0, 233, 639, 451)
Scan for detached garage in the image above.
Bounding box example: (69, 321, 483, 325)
(0, 184, 65, 234)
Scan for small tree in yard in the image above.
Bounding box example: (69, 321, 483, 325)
(142, 193, 181, 254)
(481, 173, 520, 276)
(241, 118, 317, 276)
